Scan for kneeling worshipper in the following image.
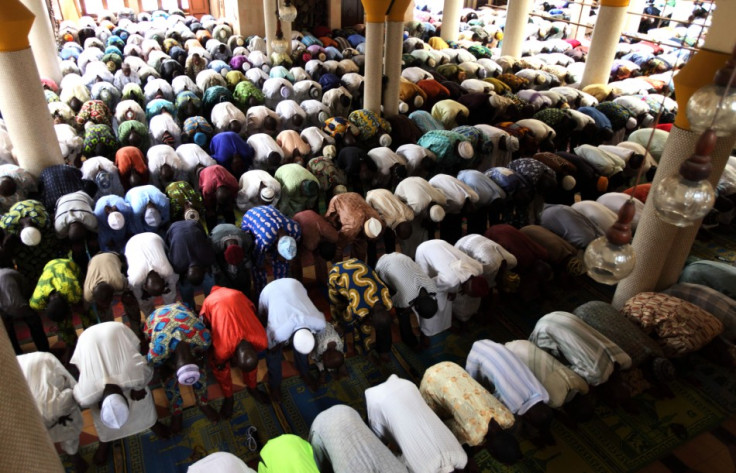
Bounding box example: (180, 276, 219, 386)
(258, 434, 320, 473)
(327, 258, 394, 361)
(53, 190, 99, 269)
(375, 252, 439, 350)
(622, 292, 729, 363)
(259, 278, 326, 402)
(17, 352, 86, 472)
(309, 404, 409, 473)
(504, 340, 593, 422)
(274, 163, 321, 217)
(30, 258, 92, 360)
(539, 204, 604, 249)
(125, 184, 171, 236)
(83, 252, 142, 337)
(291, 209, 339, 285)
(366, 374, 469, 473)
(573, 301, 676, 397)
(428, 173, 480, 244)
(394, 176, 448, 259)
(165, 180, 205, 223)
(678, 260, 736, 299)
(530, 311, 633, 404)
(454, 234, 518, 322)
(210, 223, 254, 297)
(465, 340, 555, 446)
(199, 286, 269, 416)
(365, 188, 415, 267)
(165, 220, 216, 310)
(519, 225, 587, 278)
(414, 239, 488, 339)
(198, 164, 240, 230)
(145, 303, 219, 433)
(72, 322, 168, 465)
(0, 164, 36, 213)
(324, 191, 384, 263)
(0, 199, 58, 281)
(240, 205, 302, 295)
(188, 452, 256, 472)
(0, 267, 49, 354)
(125, 232, 179, 316)
(421, 361, 521, 465)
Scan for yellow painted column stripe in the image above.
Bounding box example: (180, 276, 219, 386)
(0, 0, 35, 52)
(361, 0, 393, 23)
(387, 0, 413, 21)
(599, 0, 630, 7)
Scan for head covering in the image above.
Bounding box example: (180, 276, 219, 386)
(144, 206, 162, 227)
(292, 328, 315, 354)
(20, 226, 42, 246)
(260, 187, 276, 203)
(100, 393, 129, 429)
(107, 211, 125, 230)
(224, 244, 245, 265)
(429, 204, 445, 222)
(277, 235, 297, 260)
(363, 217, 382, 239)
(177, 363, 201, 385)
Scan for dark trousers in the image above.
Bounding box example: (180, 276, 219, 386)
(367, 228, 397, 268)
(440, 212, 463, 244)
(466, 207, 489, 235)
(266, 344, 310, 390)
(2, 310, 50, 354)
(397, 308, 418, 348)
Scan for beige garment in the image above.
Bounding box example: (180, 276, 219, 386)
(83, 252, 128, 303)
(366, 189, 414, 230)
(420, 361, 515, 447)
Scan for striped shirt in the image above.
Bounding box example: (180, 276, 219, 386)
(375, 253, 437, 309)
(366, 374, 468, 473)
(466, 340, 550, 415)
(54, 191, 98, 238)
(529, 311, 632, 386)
(505, 340, 589, 408)
(309, 405, 408, 473)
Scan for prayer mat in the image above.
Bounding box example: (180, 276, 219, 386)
(64, 387, 283, 472)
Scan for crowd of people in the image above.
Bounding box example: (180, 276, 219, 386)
(1, 2, 736, 472)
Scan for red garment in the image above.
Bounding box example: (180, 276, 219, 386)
(200, 286, 268, 394)
(198, 164, 239, 210)
(656, 123, 673, 132)
(416, 79, 450, 102)
(485, 224, 549, 270)
(623, 183, 651, 203)
(115, 146, 149, 186)
(565, 39, 581, 48)
(293, 210, 338, 251)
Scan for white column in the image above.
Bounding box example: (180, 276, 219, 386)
(568, 0, 593, 41)
(363, 21, 385, 113)
(580, 3, 629, 87)
(19, 0, 62, 84)
(500, 0, 534, 58)
(440, 0, 463, 42)
(263, 0, 277, 56)
(384, 21, 405, 117)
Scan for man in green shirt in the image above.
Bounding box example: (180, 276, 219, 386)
(274, 163, 320, 217)
(258, 434, 320, 473)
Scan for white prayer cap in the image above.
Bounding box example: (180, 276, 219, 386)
(322, 144, 336, 159)
(144, 206, 162, 227)
(100, 393, 129, 429)
(292, 328, 315, 354)
(260, 187, 275, 203)
(429, 204, 445, 223)
(333, 184, 347, 194)
(277, 235, 297, 260)
(458, 141, 474, 159)
(20, 226, 42, 246)
(363, 217, 382, 239)
(562, 175, 576, 191)
(107, 211, 126, 230)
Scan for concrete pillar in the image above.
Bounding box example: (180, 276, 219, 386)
(580, 0, 630, 87)
(328, 0, 341, 30)
(226, 0, 265, 37)
(624, 0, 647, 34)
(568, 0, 592, 41)
(440, 0, 462, 42)
(500, 0, 534, 58)
(383, 0, 413, 117)
(360, 0, 392, 113)
(263, 0, 277, 55)
(0, 0, 63, 177)
(19, 0, 62, 84)
(611, 20, 734, 307)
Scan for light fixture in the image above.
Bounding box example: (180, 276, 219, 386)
(278, 0, 297, 22)
(651, 48, 736, 227)
(584, 200, 637, 285)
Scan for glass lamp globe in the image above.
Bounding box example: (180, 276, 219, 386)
(278, 3, 298, 22)
(652, 175, 715, 227)
(584, 236, 636, 285)
(686, 84, 736, 137)
(271, 35, 289, 54)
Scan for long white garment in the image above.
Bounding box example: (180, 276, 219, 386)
(571, 201, 618, 232)
(125, 232, 178, 314)
(415, 240, 484, 336)
(395, 144, 436, 175)
(147, 145, 188, 188)
(529, 312, 632, 386)
(70, 322, 156, 442)
(211, 102, 246, 133)
(259, 278, 326, 348)
(375, 252, 438, 309)
(428, 174, 479, 214)
(365, 189, 414, 231)
(309, 405, 408, 473)
(505, 340, 589, 408)
(236, 169, 281, 212)
(465, 340, 550, 415)
(175, 143, 217, 174)
(16, 352, 83, 455)
(394, 177, 447, 216)
(365, 375, 467, 473)
(188, 452, 257, 473)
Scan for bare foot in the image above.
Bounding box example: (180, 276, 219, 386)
(220, 396, 234, 419)
(170, 413, 183, 435)
(93, 442, 110, 466)
(150, 421, 170, 440)
(247, 386, 271, 405)
(199, 404, 220, 423)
